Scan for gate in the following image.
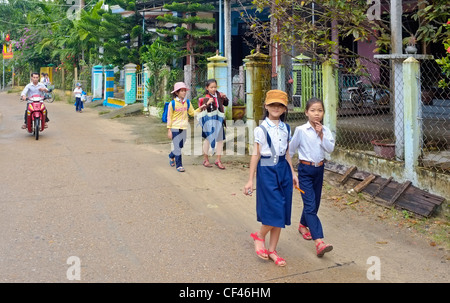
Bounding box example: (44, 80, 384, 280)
(136, 71, 143, 101)
(292, 55, 323, 111)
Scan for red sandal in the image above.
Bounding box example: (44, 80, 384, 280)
(214, 160, 225, 169)
(250, 232, 268, 260)
(268, 250, 286, 267)
(316, 240, 333, 257)
(298, 224, 312, 240)
(203, 160, 213, 167)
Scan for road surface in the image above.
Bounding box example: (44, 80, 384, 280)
(0, 91, 447, 285)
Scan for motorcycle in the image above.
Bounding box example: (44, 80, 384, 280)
(25, 94, 48, 140)
(348, 80, 390, 109)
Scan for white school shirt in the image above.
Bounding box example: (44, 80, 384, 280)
(289, 121, 335, 163)
(254, 117, 290, 157)
(74, 87, 83, 98)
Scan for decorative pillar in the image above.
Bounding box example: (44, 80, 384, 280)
(244, 49, 271, 124)
(244, 49, 271, 154)
(143, 64, 151, 111)
(103, 66, 114, 106)
(92, 65, 103, 101)
(207, 52, 230, 119)
(124, 63, 137, 105)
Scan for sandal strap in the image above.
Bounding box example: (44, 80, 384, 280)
(256, 249, 268, 255)
(268, 251, 285, 264)
(250, 232, 264, 242)
(315, 240, 325, 248)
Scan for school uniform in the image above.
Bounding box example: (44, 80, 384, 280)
(167, 97, 201, 168)
(254, 117, 293, 228)
(198, 92, 229, 147)
(289, 121, 335, 240)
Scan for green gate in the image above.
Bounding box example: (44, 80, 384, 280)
(292, 54, 323, 112)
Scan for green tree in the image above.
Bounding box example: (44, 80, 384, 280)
(140, 38, 182, 105)
(156, 0, 216, 67)
(436, 20, 450, 88)
(244, 0, 449, 63)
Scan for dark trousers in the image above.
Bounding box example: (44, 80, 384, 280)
(169, 129, 187, 168)
(298, 163, 325, 240)
(75, 97, 83, 112)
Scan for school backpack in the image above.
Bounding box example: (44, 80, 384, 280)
(162, 99, 191, 123)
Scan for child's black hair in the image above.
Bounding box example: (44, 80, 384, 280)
(305, 97, 324, 112)
(205, 79, 217, 95)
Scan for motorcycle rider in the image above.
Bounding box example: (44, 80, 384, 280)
(21, 72, 49, 129)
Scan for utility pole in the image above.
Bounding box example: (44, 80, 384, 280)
(2, 32, 4, 90)
(391, 0, 403, 160)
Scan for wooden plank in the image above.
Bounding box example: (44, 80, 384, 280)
(371, 177, 392, 198)
(353, 174, 376, 193)
(338, 166, 357, 185)
(387, 181, 411, 206)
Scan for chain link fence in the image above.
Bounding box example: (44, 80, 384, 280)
(282, 56, 449, 175)
(336, 57, 399, 158)
(420, 57, 450, 173)
(185, 65, 208, 108)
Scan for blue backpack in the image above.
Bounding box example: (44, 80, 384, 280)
(162, 99, 191, 123)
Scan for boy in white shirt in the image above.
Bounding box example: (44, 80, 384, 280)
(73, 83, 83, 112)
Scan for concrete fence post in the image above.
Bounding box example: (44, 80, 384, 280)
(322, 60, 338, 138)
(403, 57, 421, 182)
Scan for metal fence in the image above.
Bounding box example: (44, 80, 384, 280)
(280, 56, 449, 175)
(185, 65, 208, 107)
(335, 57, 399, 158)
(420, 57, 450, 173)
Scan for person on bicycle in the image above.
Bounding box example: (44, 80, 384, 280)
(21, 72, 49, 129)
(42, 73, 51, 87)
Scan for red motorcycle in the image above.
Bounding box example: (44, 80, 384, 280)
(25, 94, 48, 140)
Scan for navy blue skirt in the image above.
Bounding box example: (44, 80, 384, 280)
(256, 155, 293, 228)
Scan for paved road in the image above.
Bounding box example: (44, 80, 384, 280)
(0, 91, 447, 286)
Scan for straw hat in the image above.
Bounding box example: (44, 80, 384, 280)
(171, 82, 189, 94)
(265, 89, 288, 106)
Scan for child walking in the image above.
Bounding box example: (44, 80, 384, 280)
(289, 97, 335, 257)
(73, 83, 83, 112)
(167, 82, 205, 172)
(244, 90, 298, 267)
(198, 79, 229, 169)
